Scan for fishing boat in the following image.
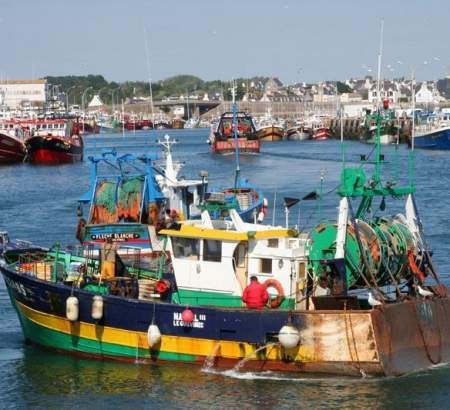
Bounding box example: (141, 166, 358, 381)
(255, 108, 285, 142)
(25, 121, 83, 164)
(256, 125, 285, 142)
(123, 116, 153, 131)
(412, 112, 450, 150)
(154, 120, 171, 130)
(361, 100, 399, 145)
(3, 90, 450, 377)
(171, 118, 185, 129)
(208, 111, 259, 154)
(311, 126, 331, 140)
(76, 150, 166, 256)
(0, 130, 27, 164)
(155, 134, 266, 223)
(285, 124, 311, 141)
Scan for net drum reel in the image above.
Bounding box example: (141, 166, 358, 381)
(309, 215, 420, 290)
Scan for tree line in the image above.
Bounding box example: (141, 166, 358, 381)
(45, 74, 278, 105)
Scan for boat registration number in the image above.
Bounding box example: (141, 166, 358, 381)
(173, 312, 206, 329)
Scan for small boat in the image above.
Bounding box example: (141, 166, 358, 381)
(285, 125, 311, 141)
(156, 135, 267, 224)
(0, 131, 26, 164)
(154, 120, 171, 130)
(311, 126, 331, 140)
(361, 101, 399, 145)
(256, 125, 285, 142)
(209, 111, 259, 154)
(123, 117, 153, 131)
(79, 117, 100, 134)
(25, 121, 84, 164)
(171, 118, 185, 129)
(413, 112, 450, 150)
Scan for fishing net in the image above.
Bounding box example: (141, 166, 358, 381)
(118, 177, 143, 221)
(95, 180, 117, 213)
(90, 180, 119, 223)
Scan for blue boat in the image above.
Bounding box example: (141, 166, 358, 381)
(155, 135, 266, 224)
(76, 141, 266, 256)
(413, 113, 450, 150)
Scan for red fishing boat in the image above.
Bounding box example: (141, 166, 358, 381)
(25, 120, 83, 165)
(312, 126, 332, 140)
(209, 111, 260, 154)
(0, 131, 26, 164)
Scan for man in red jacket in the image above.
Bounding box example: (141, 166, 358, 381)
(242, 276, 269, 309)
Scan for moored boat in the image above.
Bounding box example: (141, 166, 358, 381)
(25, 121, 83, 164)
(311, 126, 331, 140)
(361, 101, 399, 145)
(0, 131, 26, 164)
(171, 118, 185, 129)
(256, 125, 285, 142)
(285, 125, 311, 141)
(209, 111, 259, 154)
(413, 112, 450, 150)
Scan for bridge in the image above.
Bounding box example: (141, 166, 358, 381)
(117, 99, 221, 119)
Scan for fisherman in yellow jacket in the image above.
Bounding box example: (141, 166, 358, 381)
(100, 237, 118, 280)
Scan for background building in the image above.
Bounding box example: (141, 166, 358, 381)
(0, 79, 47, 108)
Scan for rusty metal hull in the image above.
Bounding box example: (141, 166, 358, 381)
(2, 263, 449, 377)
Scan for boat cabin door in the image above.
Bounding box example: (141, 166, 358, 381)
(233, 241, 248, 292)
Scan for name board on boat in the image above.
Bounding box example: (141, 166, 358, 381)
(90, 232, 141, 242)
(173, 312, 206, 329)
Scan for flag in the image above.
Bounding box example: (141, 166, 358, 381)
(302, 191, 319, 201)
(284, 197, 300, 208)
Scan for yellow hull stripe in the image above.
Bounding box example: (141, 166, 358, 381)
(17, 301, 314, 361)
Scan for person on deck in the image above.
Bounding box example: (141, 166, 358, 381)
(242, 276, 269, 309)
(100, 237, 118, 281)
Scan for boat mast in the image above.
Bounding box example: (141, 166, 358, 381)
(232, 80, 241, 189)
(144, 26, 154, 120)
(409, 70, 416, 186)
(374, 20, 384, 183)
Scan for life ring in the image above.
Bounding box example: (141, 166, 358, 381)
(263, 279, 285, 308)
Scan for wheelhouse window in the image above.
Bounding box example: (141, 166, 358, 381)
(260, 258, 272, 273)
(203, 239, 222, 262)
(267, 238, 278, 248)
(172, 237, 199, 260)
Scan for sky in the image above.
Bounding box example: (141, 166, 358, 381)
(1, 0, 449, 84)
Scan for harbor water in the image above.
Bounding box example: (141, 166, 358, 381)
(1, 129, 450, 409)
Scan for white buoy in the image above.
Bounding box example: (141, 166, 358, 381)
(147, 324, 161, 348)
(263, 197, 269, 207)
(91, 295, 104, 320)
(257, 211, 265, 223)
(66, 296, 79, 322)
(278, 325, 300, 349)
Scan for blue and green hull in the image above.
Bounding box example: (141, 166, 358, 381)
(2, 266, 450, 376)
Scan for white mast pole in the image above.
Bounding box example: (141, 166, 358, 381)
(376, 20, 384, 111)
(144, 26, 154, 120)
(411, 70, 416, 151)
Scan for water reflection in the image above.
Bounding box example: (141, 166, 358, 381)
(7, 345, 450, 409)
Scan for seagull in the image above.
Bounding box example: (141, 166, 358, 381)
(417, 285, 433, 298)
(368, 291, 383, 307)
